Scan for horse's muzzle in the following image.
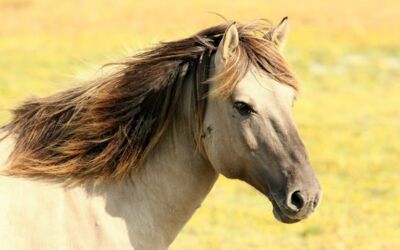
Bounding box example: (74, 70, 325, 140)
(271, 187, 322, 224)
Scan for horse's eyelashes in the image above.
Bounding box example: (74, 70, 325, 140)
(233, 101, 255, 116)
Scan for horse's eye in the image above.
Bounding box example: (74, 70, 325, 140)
(233, 101, 255, 116)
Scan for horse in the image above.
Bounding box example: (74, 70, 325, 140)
(0, 17, 322, 249)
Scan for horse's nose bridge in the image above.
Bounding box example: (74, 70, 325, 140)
(277, 113, 309, 165)
(287, 144, 308, 167)
(291, 163, 320, 192)
(283, 121, 319, 194)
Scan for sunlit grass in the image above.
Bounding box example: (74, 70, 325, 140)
(0, 0, 399, 249)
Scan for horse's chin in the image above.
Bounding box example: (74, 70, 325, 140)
(272, 206, 301, 224)
(257, 188, 302, 224)
(261, 189, 303, 224)
(249, 180, 305, 224)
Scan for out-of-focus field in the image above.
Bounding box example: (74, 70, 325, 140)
(1, 0, 399, 249)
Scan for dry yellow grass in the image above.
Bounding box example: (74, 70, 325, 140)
(1, 0, 399, 249)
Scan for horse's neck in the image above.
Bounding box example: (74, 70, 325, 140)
(0, 79, 218, 249)
(1, 124, 217, 249)
(87, 85, 218, 248)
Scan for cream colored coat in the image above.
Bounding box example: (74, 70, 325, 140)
(0, 126, 218, 250)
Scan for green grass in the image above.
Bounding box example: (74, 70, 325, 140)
(1, 1, 399, 249)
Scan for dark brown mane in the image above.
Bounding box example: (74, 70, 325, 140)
(0, 20, 298, 183)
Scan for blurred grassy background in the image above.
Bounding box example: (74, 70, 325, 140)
(1, 0, 399, 249)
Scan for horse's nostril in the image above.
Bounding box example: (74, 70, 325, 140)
(288, 190, 305, 212)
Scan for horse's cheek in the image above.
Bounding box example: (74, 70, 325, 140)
(242, 125, 258, 152)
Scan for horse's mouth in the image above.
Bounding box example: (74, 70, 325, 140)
(272, 205, 301, 224)
(244, 176, 308, 224)
(267, 192, 303, 224)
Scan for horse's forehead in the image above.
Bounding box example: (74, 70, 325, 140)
(234, 69, 295, 105)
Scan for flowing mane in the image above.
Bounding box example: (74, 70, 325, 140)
(0, 20, 298, 183)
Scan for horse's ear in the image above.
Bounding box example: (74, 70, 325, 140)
(264, 17, 289, 50)
(215, 23, 239, 65)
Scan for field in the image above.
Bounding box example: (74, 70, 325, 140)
(1, 0, 400, 249)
